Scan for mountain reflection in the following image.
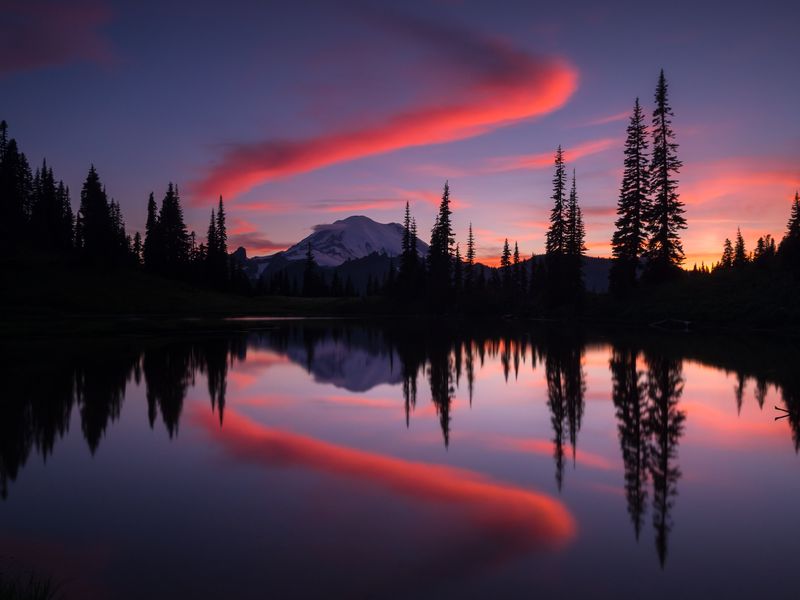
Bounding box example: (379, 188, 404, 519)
(2, 322, 800, 570)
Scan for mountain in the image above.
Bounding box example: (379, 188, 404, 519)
(233, 214, 612, 293)
(241, 215, 429, 279)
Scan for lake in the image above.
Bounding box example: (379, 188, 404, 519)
(1, 320, 799, 599)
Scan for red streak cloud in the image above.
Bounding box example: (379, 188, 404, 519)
(487, 137, 617, 172)
(192, 19, 577, 201)
(194, 408, 576, 559)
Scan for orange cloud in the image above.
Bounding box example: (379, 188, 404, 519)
(193, 408, 576, 561)
(192, 18, 577, 200)
(225, 217, 292, 254)
(582, 110, 629, 127)
(487, 137, 617, 173)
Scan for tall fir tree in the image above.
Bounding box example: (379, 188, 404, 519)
(778, 191, 800, 275)
(500, 238, 512, 290)
(733, 227, 748, 267)
(157, 183, 190, 275)
(545, 146, 567, 255)
(465, 222, 476, 290)
(565, 170, 586, 297)
(427, 181, 455, 307)
(143, 192, 160, 271)
(646, 70, 686, 280)
(216, 196, 228, 256)
(453, 244, 463, 293)
(565, 170, 586, 257)
(77, 165, 114, 263)
(611, 98, 650, 294)
(544, 146, 572, 306)
(0, 122, 33, 252)
(719, 238, 734, 269)
(399, 201, 418, 291)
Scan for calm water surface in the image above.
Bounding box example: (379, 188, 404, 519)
(1, 321, 799, 599)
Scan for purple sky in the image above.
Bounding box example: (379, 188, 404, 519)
(3, 0, 799, 265)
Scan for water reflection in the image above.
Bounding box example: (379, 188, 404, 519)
(1, 322, 800, 576)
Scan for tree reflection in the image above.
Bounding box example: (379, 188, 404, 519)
(645, 354, 685, 568)
(610, 347, 649, 540)
(0, 337, 246, 499)
(1, 318, 799, 584)
(544, 337, 585, 491)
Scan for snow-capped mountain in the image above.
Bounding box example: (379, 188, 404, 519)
(282, 215, 428, 266)
(242, 215, 429, 278)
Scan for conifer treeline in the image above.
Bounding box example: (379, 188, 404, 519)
(0, 120, 245, 291)
(711, 192, 799, 274)
(3, 69, 799, 312)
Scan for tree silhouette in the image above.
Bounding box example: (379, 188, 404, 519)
(546, 146, 567, 255)
(77, 166, 116, 263)
(645, 354, 685, 567)
(0, 121, 33, 254)
(465, 222, 476, 291)
(156, 183, 190, 276)
(143, 192, 161, 271)
(565, 170, 586, 298)
(545, 338, 585, 491)
(611, 98, 650, 295)
(733, 228, 748, 267)
(645, 70, 686, 281)
(719, 238, 734, 269)
(610, 347, 649, 540)
(779, 191, 800, 276)
(427, 181, 455, 309)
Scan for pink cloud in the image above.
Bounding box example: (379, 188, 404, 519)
(192, 17, 577, 200)
(0, 0, 113, 76)
(582, 110, 629, 127)
(487, 137, 617, 173)
(193, 407, 576, 564)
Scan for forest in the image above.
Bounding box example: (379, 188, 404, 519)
(1, 71, 799, 330)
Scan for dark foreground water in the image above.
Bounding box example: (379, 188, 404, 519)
(1, 321, 799, 599)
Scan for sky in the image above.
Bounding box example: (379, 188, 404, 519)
(2, 0, 799, 266)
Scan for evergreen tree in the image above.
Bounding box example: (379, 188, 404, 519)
(427, 181, 455, 307)
(779, 191, 800, 275)
(563, 170, 586, 299)
(465, 222, 476, 290)
(545, 146, 567, 255)
(611, 98, 650, 294)
(543, 146, 579, 306)
(215, 196, 228, 256)
(565, 170, 586, 258)
(0, 123, 33, 253)
(786, 191, 800, 239)
(719, 238, 734, 269)
(77, 166, 115, 263)
(132, 231, 143, 265)
(399, 201, 418, 292)
(55, 181, 74, 250)
(206, 209, 217, 264)
(30, 160, 72, 251)
(646, 70, 686, 280)
(500, 238, 512, 290)
(733, 227, 748, 267)
(143, 192, 161, 271)
(453, 244, 463, 293)
(157, 183, 190, 275)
